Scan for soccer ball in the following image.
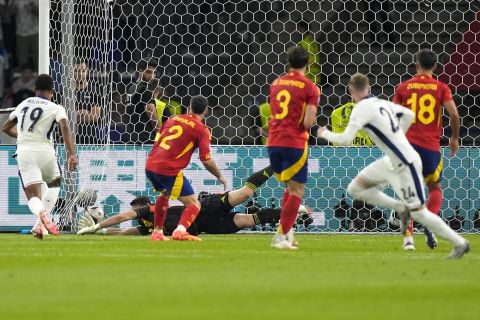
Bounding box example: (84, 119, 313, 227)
(85, 206, 105, 223)
(298, 204, 310, 215)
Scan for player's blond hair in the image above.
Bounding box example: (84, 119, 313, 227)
(349, 73, 370, 91)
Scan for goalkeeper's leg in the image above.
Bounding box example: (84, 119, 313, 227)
(228, 165, 273, 206)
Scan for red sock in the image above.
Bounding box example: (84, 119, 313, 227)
(280, 195, 301, 234)
(427, 187, 442, 215)
(154, 196, 169, 229)
(178, 204, 200, 229)
(281, 189, 290, 207)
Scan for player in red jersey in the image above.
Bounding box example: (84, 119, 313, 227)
(268, 46, 320, 249)
(393, 49, 460, 251)
(145, 95, 227, 241)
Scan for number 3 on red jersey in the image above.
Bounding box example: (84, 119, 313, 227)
(275, 89, 291, 119)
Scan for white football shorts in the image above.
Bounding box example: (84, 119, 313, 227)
(359, 156, 426, 209)
(16, 151, 61, 188)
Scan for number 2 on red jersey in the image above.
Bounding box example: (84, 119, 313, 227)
(159, 125, 183, 150)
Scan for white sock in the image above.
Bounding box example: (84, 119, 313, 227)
(175, 224, 186, 232)
(42, 187, 60, 215)
(410, 208, 465, 246)
(28, 197, 44, 216)
(348, 182, 406, 213)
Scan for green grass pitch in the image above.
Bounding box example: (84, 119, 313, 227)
(0, 233, 479, 320)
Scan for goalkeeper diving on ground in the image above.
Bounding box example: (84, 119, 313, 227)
(77, 166, 311, 236)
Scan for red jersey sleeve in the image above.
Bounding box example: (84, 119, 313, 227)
(441, 83, 453, 103)
(306, 82, 320, 107)
(198, 127, 212, 161)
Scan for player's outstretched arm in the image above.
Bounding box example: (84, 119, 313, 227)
(100, 210, 138, 229)
(58, 119, 78, 171)
(202, 159, 228, 190)
(444, 100, 460, 156)
(2, 119, 18, 138)
(77, 209, 138, 235)
(318, 123, 361, 145)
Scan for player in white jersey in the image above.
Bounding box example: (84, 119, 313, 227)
(2, 74, 78, 239)
(318, 73, 469, 258)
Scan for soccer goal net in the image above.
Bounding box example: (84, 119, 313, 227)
(46, 0, 479, 233)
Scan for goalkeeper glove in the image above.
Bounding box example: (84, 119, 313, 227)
(77, 223, 101, 235)
(78, 213, 95, 229)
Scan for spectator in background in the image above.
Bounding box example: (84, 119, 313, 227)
(0, 48, 6, 108)
(0, 48, 6, 107)
(1, 0, 15, 70)
(253, 101, 271, 145)
(330, 101, 374, 146)
(126, 59, 158, 144)
(157, 86, 183, 116)
(11, 65, 35, 108)
(75, 60, 101, 144)
(148, 81, 172, 142)
(298, 21, 321, 86)
(12, 64, 35, 92)
(0, 1, 5, 107)
(9, 0, 39, 70)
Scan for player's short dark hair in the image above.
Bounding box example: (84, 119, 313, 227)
(416, 49, 437, 70)
(130, 196, 151, 207)
(349, 73, 370, 91)
(35, 74, 54, 92)
(190, 95, 208, 114)
(287, 46, 309, 69)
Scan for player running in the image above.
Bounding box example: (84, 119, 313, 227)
(145, 95, 227, 241)
(268, 46, 320, 249)
(318, 73, 469, 259)
(77, 166, 294, 236)
(393, 49, 460, 251)
(2, 74, 78, 239)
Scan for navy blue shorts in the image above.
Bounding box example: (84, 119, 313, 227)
(267, 145, 308, 183)
(412, 144, 443, 184)
(145, 170, 195, 200)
